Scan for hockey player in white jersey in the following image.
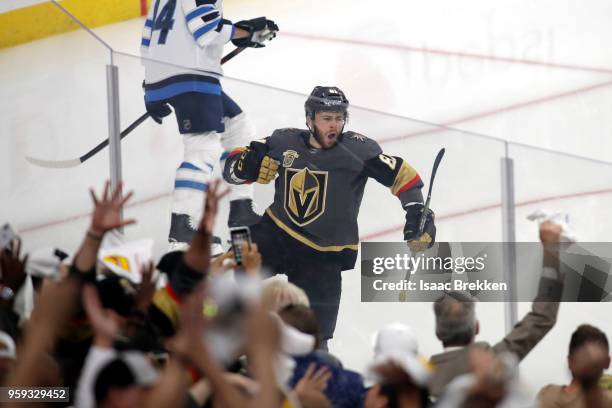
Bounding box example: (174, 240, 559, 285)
(140, 0, 278, 248)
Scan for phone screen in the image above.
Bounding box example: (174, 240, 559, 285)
(0, 223, 16, 250)
(229, 227, 251, 266)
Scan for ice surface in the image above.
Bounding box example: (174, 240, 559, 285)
(2, 0, 612, 398)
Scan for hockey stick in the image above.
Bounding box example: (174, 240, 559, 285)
(26, 47, 249, 169)
(418, 147, 445, 236)
(221, 47, 246, 64)
(26, 112, 151, 169)
(399, 147, 445, 301)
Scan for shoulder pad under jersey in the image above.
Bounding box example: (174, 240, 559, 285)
(268, 128, 306, 145)
(341, 131, 382, 160)
(270, 127, 303, 137)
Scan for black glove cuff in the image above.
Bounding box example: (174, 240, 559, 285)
(234, 148, 265, 181)
(403, 203, 436, 242)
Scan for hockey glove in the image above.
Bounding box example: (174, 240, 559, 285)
(234, 143, 279, 184)
(404, 203, 436, 253)
(232, 17, 279, 48)
(145, 100, 172, 124)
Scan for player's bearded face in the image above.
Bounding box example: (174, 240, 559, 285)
(311, 111, 346, 149)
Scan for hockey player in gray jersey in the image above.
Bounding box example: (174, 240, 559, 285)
(223, 86, 436, 347)
(140, 0, 278, 249)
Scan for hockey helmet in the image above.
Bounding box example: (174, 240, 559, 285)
(304, 86, 349, 119)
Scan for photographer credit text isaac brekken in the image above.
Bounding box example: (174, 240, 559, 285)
(372, 279, 508, 292)
(369, 253, 508, 293)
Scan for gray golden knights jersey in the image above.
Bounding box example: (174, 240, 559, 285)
(225, 128, 424, 257)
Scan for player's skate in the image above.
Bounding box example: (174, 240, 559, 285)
(228, 198, 261, 227)
(168, 213, 196, 251)
(168, 212, 223, 253)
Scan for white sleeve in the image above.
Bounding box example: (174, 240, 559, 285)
(75, 346, 117, 408)
(181, 0, 234, 47)
(140, 2, 156, 52)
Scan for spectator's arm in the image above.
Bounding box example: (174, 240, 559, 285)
(147, 282, 249, 408)
(183, 180, 227, 275)
(144, 357, 191, 408)
(159, 180, 227, 332)
(5, 278, 79, 396)
(0, 239, 28, 306)
(493, 221, 564, 360)
(74, 284, 123, 408)
(73, 181, 135, 274)
(0, 239, 27, 338)
(293, 363, 332, 408)
(246, 305, 283, 408)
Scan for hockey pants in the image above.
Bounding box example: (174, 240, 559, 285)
(250, 214, 344, 343)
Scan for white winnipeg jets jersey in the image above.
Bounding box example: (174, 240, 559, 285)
(141, 0, 234, 83)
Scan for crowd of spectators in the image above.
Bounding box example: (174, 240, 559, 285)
(1, 180, 610, 407)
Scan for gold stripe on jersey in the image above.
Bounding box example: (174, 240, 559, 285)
(152, 287, 180, 329)
(391, 161, 419, 195)
(265, 208, 359, 252)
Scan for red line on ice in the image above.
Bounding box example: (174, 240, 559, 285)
(281, 32, 612, 75)
(18, 188, 612, 238)
(359, 187, 612, 241)
(377, 79, 612, 144)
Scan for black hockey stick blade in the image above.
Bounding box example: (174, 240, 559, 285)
(26, 112, 150, 168)
(418, 148, 445, 234)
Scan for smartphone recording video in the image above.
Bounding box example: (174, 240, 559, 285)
(229, 226, 251, 266)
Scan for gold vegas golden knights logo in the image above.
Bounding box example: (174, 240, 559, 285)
(284, 167, 328, 227)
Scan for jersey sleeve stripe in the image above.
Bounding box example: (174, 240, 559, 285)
(175, 180, 208, 191)
(391, 162, 421, 195)
(178, 161, 203, 171)
(193, 18, 221, 40)
(228, 147, 246, 157)
(141, 19, 153, 48)
(185, 4, 215, 21)
(395, 174, 422, 195)
(200, 10, 220, 23)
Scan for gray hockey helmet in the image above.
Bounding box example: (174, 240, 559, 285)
(304, 86, 349, 119)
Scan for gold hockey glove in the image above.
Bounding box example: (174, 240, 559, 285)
(256, 156, 279, 184)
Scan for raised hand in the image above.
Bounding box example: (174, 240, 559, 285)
(239, 242, 262, 276)
(185, 180, 229, 273)
(540, 220, 563, 251)
(89, 181, 136, 235)
(295, 363, 332, 401)
(0, 239, 28, 293)
(169, 282, 207, 360)
(82, 284, 119, 346)
(210, 251, 236, 275)
(198, 180, 229, 235)
(135, 261, 157, 311)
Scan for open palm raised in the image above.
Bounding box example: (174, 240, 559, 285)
(89, 181, 136, 234)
